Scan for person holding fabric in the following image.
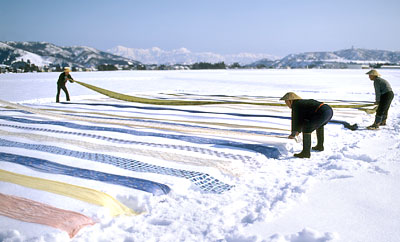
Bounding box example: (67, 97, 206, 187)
(56, 67, 74, 103)
(365, 69, 394, 130)
(280, 92, 333, 158)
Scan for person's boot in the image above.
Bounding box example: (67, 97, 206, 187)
(367, 115, 383, 130)
(312, 127, 324, 151)
(294, 133, 311, 158)
(380, 115, 387, 126)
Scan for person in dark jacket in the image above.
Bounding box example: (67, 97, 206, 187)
(365, 69, 394, 129)
(280, 92, 333, 158)
(56, 67, 74, 103)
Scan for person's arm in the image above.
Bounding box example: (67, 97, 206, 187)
(67, 74, 74, 83)
(289, 104, 302, 139)
(374, 80, 380, 104)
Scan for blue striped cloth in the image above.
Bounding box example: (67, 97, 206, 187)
(0, 138, 234, 193)
(0, 152, 170, 196)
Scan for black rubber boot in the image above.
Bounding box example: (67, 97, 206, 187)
(312, 127, 324, 151)
(294, 133, 311, 158)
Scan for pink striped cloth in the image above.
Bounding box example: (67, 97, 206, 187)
(0, 193, 95, 238)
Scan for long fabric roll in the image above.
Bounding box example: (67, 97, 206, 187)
(0, 152, 171, 196)
(0, 193, 95, 238)
(0, 169, 137, 217)
(74, 80, 374, 109)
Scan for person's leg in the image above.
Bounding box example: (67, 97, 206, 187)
(380, 91, 394, 126)
(298, 105, 333, 157)
(368, 91, 394, 129)
(61, 85, 70, 101)
(312, 126, 324, 151)
(294, 132, 311, 158)
(56, 84, 61, 103)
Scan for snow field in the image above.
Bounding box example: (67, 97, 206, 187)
(0, 69, 399, 241)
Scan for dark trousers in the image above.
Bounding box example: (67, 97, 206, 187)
(56, 83, 70, 102)
(376, 91, 394, 121)
(302, 105, 334, 133)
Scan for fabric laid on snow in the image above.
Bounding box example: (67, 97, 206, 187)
(0, 152, 171, 196)
(62, 101, 374, 116)
(0, 138, 233, 193)
(0, 130, 242, 177)
(0, 192, 95, 238)
(0, 169, 137, 217)
(0, 123, 253, 162)
(60, 102, 359, 129)
(0, 99, 281, 158)
(0, 115, 280, 159)
(64, 113, 288, 137)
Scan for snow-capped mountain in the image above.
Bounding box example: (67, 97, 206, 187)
(0, 41, 140, 68)
(251, 48, 400, 68)
(108, 46, 278, 65)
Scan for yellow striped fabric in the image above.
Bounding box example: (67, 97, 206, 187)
(0, 169, 138, 217)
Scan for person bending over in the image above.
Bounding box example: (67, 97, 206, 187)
(281, 92, 333, 158)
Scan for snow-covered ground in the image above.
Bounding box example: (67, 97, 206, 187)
(0, 69, 399, 242)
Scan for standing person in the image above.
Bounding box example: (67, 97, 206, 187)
(280, 92, 333, 158)
(366, 69, 394, 129)
(56, 67, 74, 103)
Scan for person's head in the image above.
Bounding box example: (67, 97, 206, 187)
(280, 92, 302, 108)
(64, 67, 71, 74)
(365, 69, 380, 81)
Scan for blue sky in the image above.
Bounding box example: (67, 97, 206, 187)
(1, 0, 399, 56)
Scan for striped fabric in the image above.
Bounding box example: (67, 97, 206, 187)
(0, 193, 95, 238)
(0, 152, 171, 196)
(0, 115, 280, 158)
(0, 139, 233, 193)
(0, 169, 137, 217)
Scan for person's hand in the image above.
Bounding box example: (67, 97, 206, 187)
(288, 131, 299, 139)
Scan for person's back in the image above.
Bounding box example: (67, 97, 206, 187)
(373, 76, 392, 103)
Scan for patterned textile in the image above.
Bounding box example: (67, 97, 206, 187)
(0, 122, 253, 162)
(0, 129, 242, 177)
(0, 152, 171, 196)
(0, 193, 95, 238)
(0, 169, 137, 216)
(0, 138, 233, 193)
(0, 115, 280, 158)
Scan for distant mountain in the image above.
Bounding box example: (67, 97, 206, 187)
(2, 42, 399, 70)
(108, 46, 278, 65)
(250, 48, 400, 68)
(0, 41, 140, 68)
